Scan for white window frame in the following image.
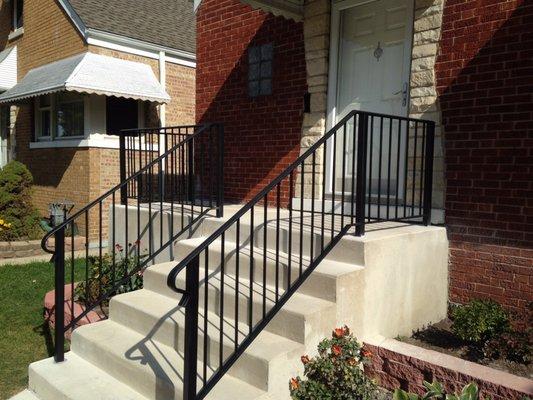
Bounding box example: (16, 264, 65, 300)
(34, 93, 87, 141)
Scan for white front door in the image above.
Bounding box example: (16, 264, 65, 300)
(327, 0, 414, 195)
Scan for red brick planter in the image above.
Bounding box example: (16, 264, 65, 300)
(364, 337, 533, 400)
(44, 284, 105, 339)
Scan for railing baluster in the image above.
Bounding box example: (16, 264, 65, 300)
(54, 226, 65, 362)
(262, 194, 267, 318)
(377, 116, 383, 221)
(355, 113, 368, 236)
(275, 184, 280, 302)
(235, 219, 240, 349)
(423, 122, 435, 225)
(288, 172, 294, 289)
(412, 121, 419, 217)
(183, 255, 199, 400)
(249, 207, 254, 333)
(219, 233, 225, 367)
(395, 120, 402, 220)
(386, 118, 393, 220)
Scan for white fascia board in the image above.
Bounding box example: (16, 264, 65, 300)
(86, 29, 196, 68)
(56, 0, 87, 38)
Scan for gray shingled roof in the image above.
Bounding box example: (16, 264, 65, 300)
(67, 0, 196, 54)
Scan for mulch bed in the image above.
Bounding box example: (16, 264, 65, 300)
(401, 318, 532, 379)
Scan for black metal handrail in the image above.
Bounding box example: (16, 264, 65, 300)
(167, 110, 435, 399)
(41, 123, 224, 363)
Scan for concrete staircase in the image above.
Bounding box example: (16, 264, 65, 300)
(14, 205, 448, 400)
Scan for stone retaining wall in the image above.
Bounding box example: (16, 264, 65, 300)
(0, 240, 44, 259)
(364, 337, 533, 400)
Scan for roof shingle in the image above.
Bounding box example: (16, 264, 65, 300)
(67, 0, 196, 54)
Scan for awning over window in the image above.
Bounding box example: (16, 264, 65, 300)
(0, 46, 17, 92)
(194, 0, 303, 20)
(0, 52, 170, 104)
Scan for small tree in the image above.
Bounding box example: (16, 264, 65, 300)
(289, 326, 376, 400)
(0, 161, 41, 241)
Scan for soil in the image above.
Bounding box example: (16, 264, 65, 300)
(400, 318, 532, 379)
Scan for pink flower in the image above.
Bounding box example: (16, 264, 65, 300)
(115, 244, 123, 252)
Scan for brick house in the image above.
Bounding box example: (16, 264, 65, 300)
(193, 0, 532, 318)
(6, 1, 533, 399)
(0, 0, 196, 216)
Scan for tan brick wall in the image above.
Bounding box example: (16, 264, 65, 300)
(166, 62, 196, 125)
(15, 0, 86, 77)
(0, 0, 11, 50)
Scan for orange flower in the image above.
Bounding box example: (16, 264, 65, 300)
(290, 378, 299, 390)
(333, 328, 345, 338)
(332, 344, 342, 356)
(347, 357, 357, 366)
(333, 326, 350, 338)
(362, 349, 373, 358)
(301, 355, 310, 365)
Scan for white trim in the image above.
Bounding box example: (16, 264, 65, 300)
(56, 0, 87, 38)
(86, 29, 196, 68)
(29, 134, 157, 150)
(8, 27, 24, 41)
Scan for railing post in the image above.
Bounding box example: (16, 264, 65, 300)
(119, 134, 127, 205)
(182, 255, 199, 400)
(355, 113, 368, 236)
(216, 124, 224, 218)
(188, 139, 195, 205)
(423, 121, 435, 226)
(54, 227, 65, 362)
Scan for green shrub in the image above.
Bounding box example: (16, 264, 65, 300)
(0, 161, 41, 241)
(393, 381, 491, 400)
(74, 243, 146, 307)
(451, 299, 510, 344)
(289, 326, 376, 400)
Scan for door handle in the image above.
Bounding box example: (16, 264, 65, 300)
(394, 83, 409, 106)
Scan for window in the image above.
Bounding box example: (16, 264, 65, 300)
(56, 92, 84, 137)
(248, 43, 273, 97)
(36, 95, 51, 139)
(35, 92, 85, 140)
(0, 107, 10, 168)
(11, 0, 23, 30)
(106, 97, 140, 135)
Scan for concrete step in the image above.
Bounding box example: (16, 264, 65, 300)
(171, 237, 363, 302)
(71, 320, 266, 400)
(8, 390, 40, 400)
(28, 352, 149, 400)
(145, 261, 336, 344)
(109, 289, 303, 391)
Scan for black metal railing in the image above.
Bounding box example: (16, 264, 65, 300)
(167, 110, 435, 399)
(119, 126, 200, 203)
(42, 123, 224, 362)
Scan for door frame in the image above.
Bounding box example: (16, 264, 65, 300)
(325, 0, 415, 196)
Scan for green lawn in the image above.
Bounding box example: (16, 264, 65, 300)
(0, 259, 85, 399)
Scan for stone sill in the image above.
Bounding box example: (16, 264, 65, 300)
(364, 336, 533, 399)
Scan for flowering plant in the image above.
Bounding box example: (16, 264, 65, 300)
(0, 217, 12, 233)
(289, 326, 376, 400)
(74, 241, 147, 307)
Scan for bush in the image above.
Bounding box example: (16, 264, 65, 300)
(451, 299, 510, 345)
(394, 381, 491, 400)
(289, 326, 377, 400)
(74, 243, 146, 307)
(0, 161, 41, 241)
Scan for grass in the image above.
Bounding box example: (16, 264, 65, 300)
(0, 259, 86, 399)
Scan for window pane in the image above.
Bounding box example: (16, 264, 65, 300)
(56, 95, 84, 137)
(39, 110, 51, 137)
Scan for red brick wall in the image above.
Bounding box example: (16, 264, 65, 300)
(435, 0, 533, 317)
(196, 0, 307, 203)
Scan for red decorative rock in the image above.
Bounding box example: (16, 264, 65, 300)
(44, 284, 105, 339)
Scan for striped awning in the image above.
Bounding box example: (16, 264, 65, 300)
(0, 52, 170, 104)
(0, 46, 17, 92)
